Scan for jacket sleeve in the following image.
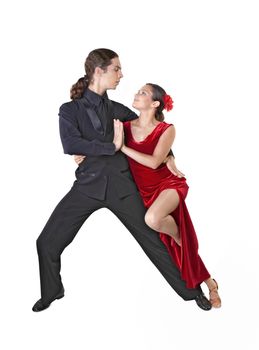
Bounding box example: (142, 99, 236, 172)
(111, 101, 138, 121)
(59, 102, 116, 156)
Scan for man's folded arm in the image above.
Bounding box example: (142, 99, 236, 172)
(59, 102, 116, 156)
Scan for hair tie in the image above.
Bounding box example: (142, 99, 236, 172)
(163, 94, 174, 111)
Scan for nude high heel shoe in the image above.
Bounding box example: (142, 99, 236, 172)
(209, 279, 221, 308)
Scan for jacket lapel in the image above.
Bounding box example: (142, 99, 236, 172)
(86, 107, 104, 135)
(81, 99, 104, 135)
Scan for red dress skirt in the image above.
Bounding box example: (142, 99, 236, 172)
(124, 121, 210, 288)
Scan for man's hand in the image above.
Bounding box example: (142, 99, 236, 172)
(74, 155, 85, 165)
(113, 119, 124, 151)
(165, 156, 185, 178)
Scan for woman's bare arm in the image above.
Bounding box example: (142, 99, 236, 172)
(120, 122, 175, 169)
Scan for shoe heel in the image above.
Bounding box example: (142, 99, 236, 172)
(55, 287, 65, 300)
(56, 294, 64, 300)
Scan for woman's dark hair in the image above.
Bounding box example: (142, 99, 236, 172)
(146, 83, 167, 121)
(70, 48, 118, 99)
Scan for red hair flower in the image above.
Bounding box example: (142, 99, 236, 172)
(163, 94, 174, 111)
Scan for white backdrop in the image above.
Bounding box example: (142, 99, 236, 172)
(1, 0, 258, 349)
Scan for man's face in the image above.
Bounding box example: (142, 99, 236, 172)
(101, 57, 123, 90)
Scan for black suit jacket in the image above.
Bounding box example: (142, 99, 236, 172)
(59, 89, 139, 200)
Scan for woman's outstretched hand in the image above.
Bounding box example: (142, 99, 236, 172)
(74, 119, 124, 164)
(74, 155, 86, 165)
(165, 156, 185, 178)
(113, 119, 124, 150)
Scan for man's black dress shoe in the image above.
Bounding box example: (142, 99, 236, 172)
(194, 293, 212, 311)
(32, 287, 65, 312)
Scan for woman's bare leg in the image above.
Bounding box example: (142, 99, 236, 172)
(144, 189, 181, 245)
(145, 189, 221, 306)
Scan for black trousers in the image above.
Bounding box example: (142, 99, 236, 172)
(36, 183, 202, 304)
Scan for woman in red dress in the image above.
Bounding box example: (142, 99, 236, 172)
(113, 83, 221, 308)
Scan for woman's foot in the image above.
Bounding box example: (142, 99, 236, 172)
(173, 234, 181, 246)
(208, 279, 221, 308)
(169, 226, 181, 246)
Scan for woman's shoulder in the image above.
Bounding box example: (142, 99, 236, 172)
(123, 120, 132, 133)
(160, 121, 174, 127)
(159, 121, 174, 132)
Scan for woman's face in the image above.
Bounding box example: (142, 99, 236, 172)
(132, 85, 154, 111)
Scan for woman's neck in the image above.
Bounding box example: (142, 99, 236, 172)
(137, 110, 159, 127)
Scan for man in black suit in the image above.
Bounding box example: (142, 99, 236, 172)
(33, 48, 211, 312)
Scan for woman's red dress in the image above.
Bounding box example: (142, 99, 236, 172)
(123, 121, 210, 288)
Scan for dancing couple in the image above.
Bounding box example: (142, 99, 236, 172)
(33, 48, 221, 312)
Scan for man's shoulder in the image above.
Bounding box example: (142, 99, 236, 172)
(58, 99, 80, 117)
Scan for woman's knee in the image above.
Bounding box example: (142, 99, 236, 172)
(144, 211, 162, 231)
